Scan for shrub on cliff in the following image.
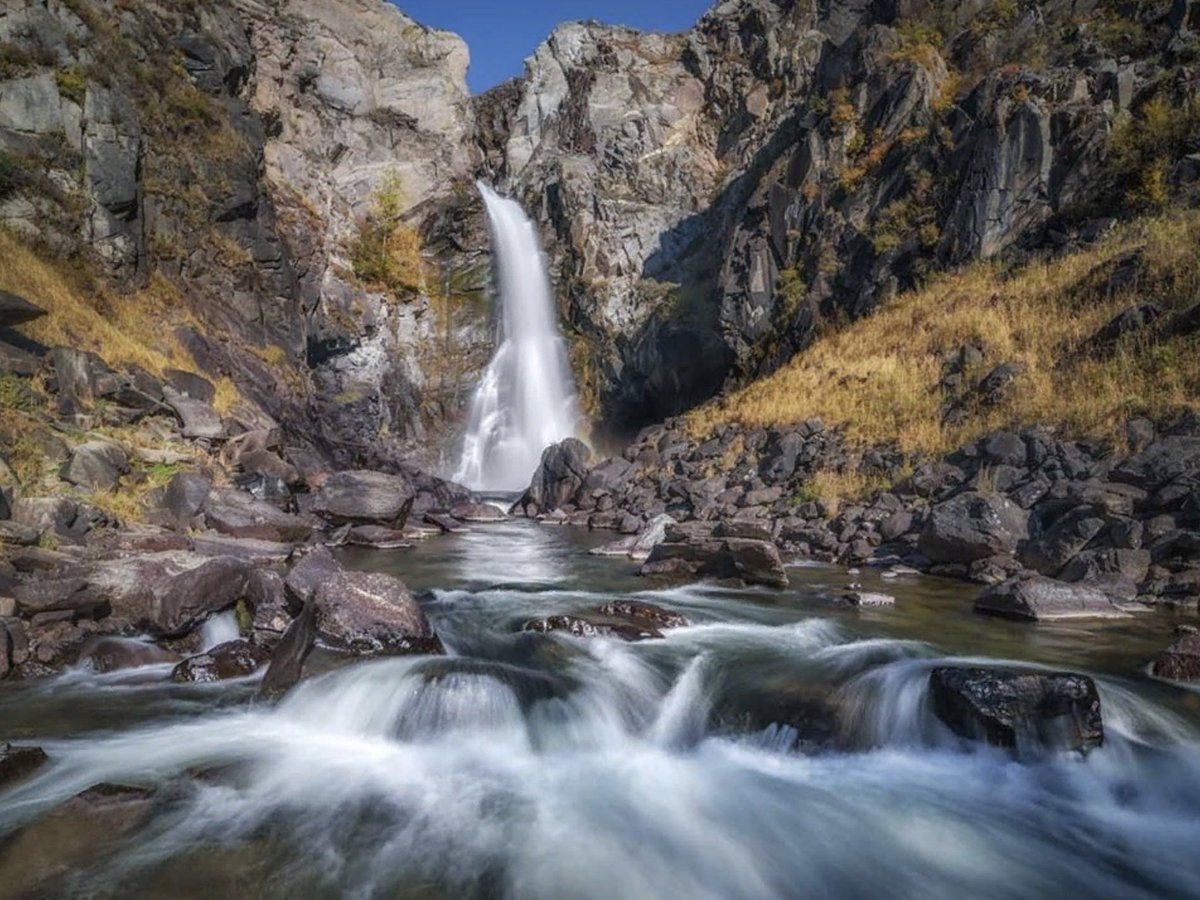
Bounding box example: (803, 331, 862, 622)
(349, 171, 427, 296)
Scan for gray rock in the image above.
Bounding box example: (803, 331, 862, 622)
(312, 470, 415, 527)
(929, 666, 1103, 756)
(172, 639, 271, 683)
(59, 440, 128, 491)
(162, 386, 225, 440)
(515, 438, 592, 515)
(642, 536, 788, 588)
(161, 472, 212, 524)
(79, 637, 179, 673)
(313, 569, 442, 656)
(842, 590, 896, 607)
(1149, 631, 1200, 682)
(449, 502, 506, 522)
(919, 492, 1029, 564)
(203, 487, 313, 543)
(285, 545, 342, 605)
(975, 575, 1134, 621)
(259, 601, 316, 698)
(162, 368, 216, 402)
(0, 290, 46, 327)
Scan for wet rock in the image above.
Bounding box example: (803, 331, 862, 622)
(172, 639, 271, 682)
(312, 470, 415, 527)
(596, 600, 689, 629)
(642, 536, 788, 588)
(522, 615, 661, 642)
(348, 524, 413, 547)
(929, 666, 1103, 756)
(203, 487, 313, 543)
(918, 492, 1028, 564)
(1148, 629, 1200, 682)
(449, 502, 506, 523)
(79, 636, 178, 673)
(259, 601, 316, 698)
(841, 591, 895, 607)
(0, 743, 48, 789)
(0, 290, 46, 327)
(424, 512, 468, 534)
(975, 575, 1132, 621)
(58, 440, 129, 491)
(415, 657, 573, 709)
(514, 438, 592, 515)
(313, 570, 441, 656)
(284, 545, 341, 605)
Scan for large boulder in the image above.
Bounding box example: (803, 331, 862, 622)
(259, 601, 316, 698)
(203, 487, 313, 543)
(641, 536, 788, 587)
(1111, 436, 1200, 490)
(0, 290, 46, 327)
(284, 545, 342, 605)
(1019, 505, 1109, 575)
(514, 438, 592, 515)
(58, 440, 129, 492)
(311, 470, 414, 527)
(929, 666, 1103, 756)
(162, 386, 225, 440)
(918, 492, 1029, 564)
(312, 569, 442, 656)
(160, 471, 212, 525)
(974, 575, 1132, 621)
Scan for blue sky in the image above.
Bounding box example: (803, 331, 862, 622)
(391, 1, 714, 93)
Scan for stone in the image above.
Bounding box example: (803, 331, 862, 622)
(312, 470, 415, 527)
(348, 524, 412, 547)
(1088, 303, 1164, 349)
(0, 290, 46, 327)
(449, 502, 506, 522)
(189, 533, 292, 563)
(595, 600, 689, 629)
(12, 496, 79, 537)
(203, 487, 313, 543)
(171, 639, 271, 682)
(514, 438, 592, 515)
(1112, 436, 1200, 490)
(975, 575, 1132, 621)
(424, 512, 468, 534)
(842, 590, 896, 607)
(918, 492, 1028, 564)
(285, 545, 342, 605)
(161, 472, 212, 524)
(0, 743, 48, 789)
(1149, 631, 1200, 682)
(259, 601, 316, 698)
(1019, 506, 1109, 575)
(641, 536, 788, 588)
(313, 569, 441, 656)
(162, 368, 216, 402)
(162, 386, 225, 440)
(58, 440, 128, 491)
(929, 666, 1103, 756)
(522, 615, 661, 642)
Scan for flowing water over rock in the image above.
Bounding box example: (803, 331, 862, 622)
(3, 522, 1200, 898)
(453, 184, 582, 492)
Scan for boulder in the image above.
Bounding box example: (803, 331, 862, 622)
(641, 536, 788, 587)
(162, 386, 224, 440)
(522, 615, 661, 642)
(1019, 506, 1108, 575)
(424, 512, 468, 534)
(311, 470, 414, 527)
(0, 743, 48, 789)
(348, 524, 412, 547)
(842, 591, 896, 607)
(312, 569, 441, 656)
(58, 440, 128, 491)
(0, 290, 46, 327)
(284, 545, 341, 605)
(514, 438, 592, 515)
(171, 639, 271, 682)
(449, 502, 506, 523)
(1148, 629, 1200, 682)
(162, 368, 216, 402)
(1111, 436, 1200, 490)
(1088, 303, 1164, 349)
(929, 666, 1103, 755)
(595, 600, 689, 629)
(161, 471, 212, 525)
(975, 575, 1132, 621)
(259, 601, 316, 698)
(918, 492, 1028, 564)
(202, 487, 313, 543)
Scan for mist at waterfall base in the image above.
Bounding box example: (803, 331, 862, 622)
(453, 183, 581, 493)
(3, 523, 1200, 897)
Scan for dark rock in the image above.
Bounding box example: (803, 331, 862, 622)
(595, 599, 689, 629)
(514, 438, 592, 515)
(918, 492, 1028, 564)
(58, 440, 129, 491)
(171, 639, 271, 682)
(162, 368, 216, 402)
(1020, 506, 1108, 575)
(929, 666, 1103, 755)
(842, 590, 896, 607)
(976, 362, 1026, 407)
(161, 471, 212, 525)
(642, 536, 788, 587)
(975, 575, 1132, 621)
(424, 511, 468, 534)
(759, 431, 804, 482)
(232, 472, 294, 511)
(259, 601, 316, 698)
(0, 290, 46, 327)
(0, 339, 42, 377)
(1088, 303, 1164, 349)
(980, 432, 1026, 467)
(1059, 548, 1151, 591)
(203, 487, 313, 543)
(1149, 631, 1200, 681)
(284, 545, 341, 605)
(189, 532, 292, 563)
(348, 524, 412, 547)
(313, 569, 441, 655)
(522, 615, 661, 642)
(0, 743, 48, 788)
(312, 470, 415, 527)
(1112, 436, 1200, 490)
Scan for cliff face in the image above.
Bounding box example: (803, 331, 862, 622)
(483, 0, 1198, 434)
(1, 0, 1197, 463)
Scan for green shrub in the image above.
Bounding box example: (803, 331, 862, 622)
(349, 171, 427, 295)
(54, 66, 87, 104)
(1109, 96, 1200, 210)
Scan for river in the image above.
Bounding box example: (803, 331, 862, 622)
(2, 520, 1200, 898)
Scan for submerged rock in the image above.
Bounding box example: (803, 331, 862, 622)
(522, 614, 661, 642)
(78, 636, 179, 673)
(1149, 629, 1200, 682)
(0, 743, 48, 789)
(929, 666, 1103, 756)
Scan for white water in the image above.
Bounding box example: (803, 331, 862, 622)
(452, 182, 582, 492)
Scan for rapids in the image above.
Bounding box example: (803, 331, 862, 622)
(2, 521, 1200, 898)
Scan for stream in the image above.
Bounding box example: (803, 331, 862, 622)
(2, 520, 1200, 898)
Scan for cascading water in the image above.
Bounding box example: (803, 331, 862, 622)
(453, 182, 582, 492)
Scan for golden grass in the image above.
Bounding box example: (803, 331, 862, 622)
(0, 232, 193, 376)
(690, 210, 1200, 456)
(211, 376, 241, 416)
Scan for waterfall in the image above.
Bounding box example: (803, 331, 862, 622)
(453, 182, 582, 492)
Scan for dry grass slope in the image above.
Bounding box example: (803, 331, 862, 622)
(690, 211, 1200, 455)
